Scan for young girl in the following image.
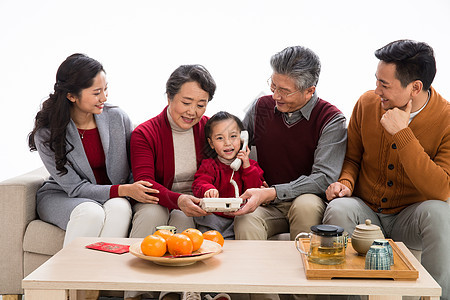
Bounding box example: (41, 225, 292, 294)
(192, 111, 264, 239)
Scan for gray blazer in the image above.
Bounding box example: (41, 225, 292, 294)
(35, 105, 134, 205)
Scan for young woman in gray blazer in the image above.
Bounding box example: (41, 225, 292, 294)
(29, 53, 158, 247)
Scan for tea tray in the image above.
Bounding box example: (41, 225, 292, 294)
(297, 238, 418, 280)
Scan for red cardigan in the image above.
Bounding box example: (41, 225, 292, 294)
(130, 106, 208, 209)
(192, 157, 265, 217)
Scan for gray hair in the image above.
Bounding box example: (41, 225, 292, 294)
(270, 46, 321, 91)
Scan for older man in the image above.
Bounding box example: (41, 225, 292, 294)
(232, 46, 347, 241)
(324, 40, 450, 300)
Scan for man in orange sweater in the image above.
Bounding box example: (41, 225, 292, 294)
(324, 40, 449, 300)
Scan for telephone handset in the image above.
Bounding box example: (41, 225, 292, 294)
(230, 131, 249, 171)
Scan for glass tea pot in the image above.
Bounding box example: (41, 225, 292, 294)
(295, 224, 347, 265)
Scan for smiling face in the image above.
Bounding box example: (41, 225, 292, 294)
(167, 81, 209, 130)
(208, 118, 241, 160)
(375, 61, 414, 111)
(270, 73, 315, 113)
(68, 71, 108, 116)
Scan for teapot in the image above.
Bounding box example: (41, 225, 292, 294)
(295, 224, 346, 265)
(351, 219, 384, 255)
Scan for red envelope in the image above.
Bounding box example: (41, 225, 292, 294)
(86, 242, 130, 254)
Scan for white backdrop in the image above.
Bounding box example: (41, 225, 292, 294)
(1, 0, 449, 182)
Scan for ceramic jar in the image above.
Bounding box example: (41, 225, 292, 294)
(351, 219, 384, 255)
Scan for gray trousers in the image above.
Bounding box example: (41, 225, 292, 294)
(194, 214, 235, 239)
(323, 197, 450, 300)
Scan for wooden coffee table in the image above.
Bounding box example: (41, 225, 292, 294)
(22, 237, 441, 300)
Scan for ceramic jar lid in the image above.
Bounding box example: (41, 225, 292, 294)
(355, 219, 381, 232)
(353, 219, 385, 244)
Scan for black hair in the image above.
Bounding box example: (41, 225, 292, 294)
(28, 53, 105, 175)
(204, 111, 244, 158)
(375, 40, 436, 90)
(166, 64, 216, 101)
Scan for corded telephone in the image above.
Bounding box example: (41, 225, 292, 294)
(230, 130, 249, 171)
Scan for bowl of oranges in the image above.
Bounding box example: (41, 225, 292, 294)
(129, 228, 224, 266)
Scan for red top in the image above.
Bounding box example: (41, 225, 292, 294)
(192, 158, 265, 218)
(130, 106, 208, 209)
(79, 128, 119, 198)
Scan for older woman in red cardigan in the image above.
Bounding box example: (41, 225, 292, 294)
(129, 65, 216, 238)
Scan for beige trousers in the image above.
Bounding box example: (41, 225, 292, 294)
(234, 193, 326, 241)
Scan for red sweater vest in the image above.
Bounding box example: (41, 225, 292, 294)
(254, 95, 341, 186)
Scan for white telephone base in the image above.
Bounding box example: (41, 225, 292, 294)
(200, 198, 243, 212)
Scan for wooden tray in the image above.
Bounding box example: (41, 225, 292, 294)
(297, 238, 418, 280)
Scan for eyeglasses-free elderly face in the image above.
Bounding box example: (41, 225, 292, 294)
(267, 77, 301, 98)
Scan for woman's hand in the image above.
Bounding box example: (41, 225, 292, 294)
(118, 180, 160, 204)
(177, 194, 209, 217)
(204, 189, 219, 198)
(236, 146, 251, 169)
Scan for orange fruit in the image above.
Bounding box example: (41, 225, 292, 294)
(141, 235, 167, 257)
(166, 233, 193, 256)
(154, 229, 174, 241)
(202, 230, 224, 247)
(182, 228, 204, 251)
(154, 229, 174, 252)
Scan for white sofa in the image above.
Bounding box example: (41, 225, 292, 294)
(1, 166, 440, 299)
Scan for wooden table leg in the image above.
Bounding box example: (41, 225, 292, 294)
(69, 290, 78, 300)
(368, 296, 402, 300)
(24, 289, 67, 300)
(3, 295, 21, 300)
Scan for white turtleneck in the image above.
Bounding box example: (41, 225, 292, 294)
(167, 110, 197, 195)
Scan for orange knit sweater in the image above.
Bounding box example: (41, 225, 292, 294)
(338, 87, 450, 214)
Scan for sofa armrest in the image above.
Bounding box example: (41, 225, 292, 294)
(0, 167, 49, 294)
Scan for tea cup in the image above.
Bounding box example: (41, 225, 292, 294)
(372, 239, 394, 265)
(155, 225, 177, 234)
(365, 245, 391, 270)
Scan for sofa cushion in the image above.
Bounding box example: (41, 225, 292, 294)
(23, 219, 64, 256)
(269, 232, 290, 240)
